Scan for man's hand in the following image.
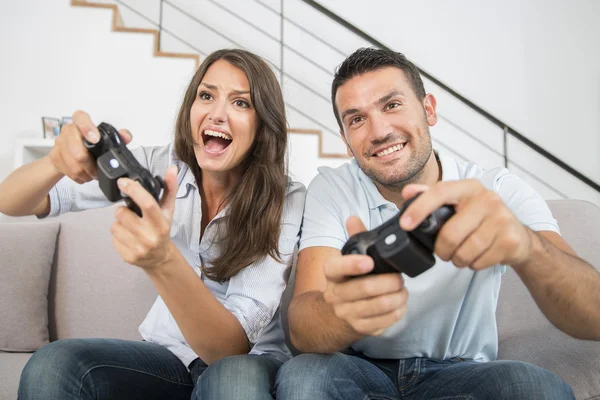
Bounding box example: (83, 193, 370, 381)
(400, 180, 534, 271)
(110, 165, 179, 272)
(323, 216, 409, 337)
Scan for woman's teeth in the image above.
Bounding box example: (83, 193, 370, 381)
(204, 129, 232, 141)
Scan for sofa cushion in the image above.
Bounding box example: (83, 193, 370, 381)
(0, 352, 32, 400)
(497, 199, 600, 400)
(0, 221, 60, 351)
(49, 205, 157, 341)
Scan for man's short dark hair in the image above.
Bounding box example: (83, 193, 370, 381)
(331, 47, 426, 130)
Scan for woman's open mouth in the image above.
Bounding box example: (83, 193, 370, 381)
(202, 129, 232, 154)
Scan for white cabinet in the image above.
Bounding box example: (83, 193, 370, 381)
(14, 139, 55, 169)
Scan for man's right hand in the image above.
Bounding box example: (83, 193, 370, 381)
(49, 110, 132, 184)
(322, 216, 409, 337)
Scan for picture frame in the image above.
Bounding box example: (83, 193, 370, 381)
(41, 117, 61, 139)
(60, 116, 73, 128)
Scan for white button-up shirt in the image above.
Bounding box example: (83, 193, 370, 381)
(46, 143, 306, 366)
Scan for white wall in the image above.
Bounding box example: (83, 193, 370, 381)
(0, 0, 196, 182)
(1, 0, 599, 203)
(318, 0, 600, 189)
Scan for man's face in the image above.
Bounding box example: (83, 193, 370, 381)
(335, 67, 438, 190)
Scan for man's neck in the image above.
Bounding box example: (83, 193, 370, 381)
(376, 151, 442, 208)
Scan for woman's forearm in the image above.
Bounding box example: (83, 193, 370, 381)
(0, 156, 63, 216)
(146, 245, 250, 364)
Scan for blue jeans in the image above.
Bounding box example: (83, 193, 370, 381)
(18, 338, 282, 399)
(275, 353, 575, 400)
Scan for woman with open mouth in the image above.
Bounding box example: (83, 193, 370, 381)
(5, 49, 306, 400)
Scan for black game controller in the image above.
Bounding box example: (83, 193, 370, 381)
(341, 195, 455, 277)
(83, 122, 164, 217)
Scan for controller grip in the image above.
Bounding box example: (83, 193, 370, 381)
(125, 175, 165, 217)
(83, 136, 105, 161)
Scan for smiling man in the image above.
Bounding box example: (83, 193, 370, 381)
(275, 48, 600, 399)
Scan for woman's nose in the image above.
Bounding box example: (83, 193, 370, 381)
(208, 101, 227, 123)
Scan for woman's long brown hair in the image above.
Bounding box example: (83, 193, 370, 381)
(174, 49, 288, 282)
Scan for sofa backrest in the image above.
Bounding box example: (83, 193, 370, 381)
(4, 198, 598, 346)
(496, 199, 600, 343)
(47, 205, 157, 341)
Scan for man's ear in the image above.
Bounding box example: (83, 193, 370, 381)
(340, 130, 354, 158)
(423, 93, 438, 127)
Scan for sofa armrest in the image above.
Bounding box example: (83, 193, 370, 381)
(498, 327, 600, 399)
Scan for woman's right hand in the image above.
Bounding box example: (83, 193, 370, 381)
(49, 110, 133, 184)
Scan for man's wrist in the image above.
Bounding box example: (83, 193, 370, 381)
(512, 228, 544, 274)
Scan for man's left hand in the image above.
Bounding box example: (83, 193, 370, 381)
(400, 179, 534, 271)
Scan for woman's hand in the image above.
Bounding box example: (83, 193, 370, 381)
(110, 165, 179, 271)
(49, 110, 132, 184)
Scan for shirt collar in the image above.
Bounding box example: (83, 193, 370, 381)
(354, 159, 390, 210)
(437, 150, 460, 182)
(169, 145, 198, 199)
(170, 145, 231, 219)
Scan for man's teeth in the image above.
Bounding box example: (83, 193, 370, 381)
(376, 143, 404, 157)
(204, 129, 232, 141)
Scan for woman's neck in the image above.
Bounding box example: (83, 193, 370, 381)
(199, 169, 242, 222)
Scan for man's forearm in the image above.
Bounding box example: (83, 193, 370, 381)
(514, 229, 600, 340)
(288, 291, 364, 353)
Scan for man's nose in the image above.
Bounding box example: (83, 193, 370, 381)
(368, 114, 392, 140)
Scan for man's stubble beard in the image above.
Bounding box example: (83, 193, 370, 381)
(356, 129, 433, 193)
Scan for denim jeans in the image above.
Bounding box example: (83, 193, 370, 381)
(275, 352, 575, 400)
(18, 338, 282, 400)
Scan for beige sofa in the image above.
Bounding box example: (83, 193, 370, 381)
(1, 199, 599, 400)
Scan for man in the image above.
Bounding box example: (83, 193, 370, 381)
(275, 48, 600, 399)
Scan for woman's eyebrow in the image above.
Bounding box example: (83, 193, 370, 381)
(200, 82, 250, 96)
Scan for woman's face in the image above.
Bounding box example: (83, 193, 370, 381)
(190, 59, 259, 177)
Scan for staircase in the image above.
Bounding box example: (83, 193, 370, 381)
(68, 0, 600, 204)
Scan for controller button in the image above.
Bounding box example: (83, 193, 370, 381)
(109, 158, 120, 169)
(384, 234, 397, 246)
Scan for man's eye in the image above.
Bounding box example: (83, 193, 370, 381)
(386, 102, 401, 110)
(199, 92, 212, 100)
(349, 116, 363, 126)
(234, 99, 251, 108)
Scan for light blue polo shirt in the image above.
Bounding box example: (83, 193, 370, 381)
(299, 151, 559, 362)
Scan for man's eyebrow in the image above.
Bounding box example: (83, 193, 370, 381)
(340, 90, 406, 122)
(200, 82, 250, 96)
(340, 107, 361, 122)
(376, 90, 405, 105)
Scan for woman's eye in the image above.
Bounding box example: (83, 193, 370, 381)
(199, 92, 212, 100)
(234, 99, 251, 108)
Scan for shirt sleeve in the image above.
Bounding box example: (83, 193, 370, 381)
(223, 181, 306, 343)
(299, 172, 349, 251)
(45, 145, 153, 217)
(494, 170, 560, 234)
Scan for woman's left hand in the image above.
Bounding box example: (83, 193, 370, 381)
(110, 165, 179, 271)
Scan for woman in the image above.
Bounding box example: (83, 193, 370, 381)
(0, 49, 305, 399)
